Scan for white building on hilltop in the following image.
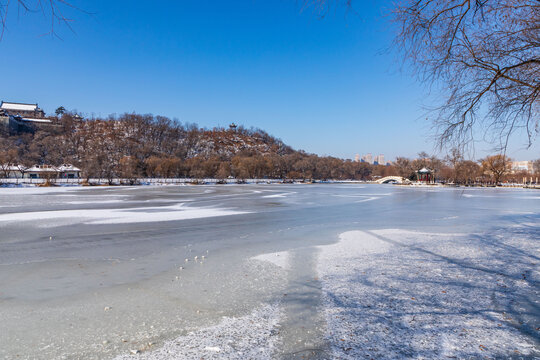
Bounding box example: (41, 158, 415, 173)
(0, 101, 45, 118)
(1, 101, 53, 133)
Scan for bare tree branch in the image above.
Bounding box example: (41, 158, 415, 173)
(392, 0, 539, 152)
(0, 0, 85, 40)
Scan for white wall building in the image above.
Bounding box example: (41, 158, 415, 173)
(511, 161, 533, 173)
(1, 164, 81, 179)
(0, 165, 26, 178)
(57, 164, 82, 179)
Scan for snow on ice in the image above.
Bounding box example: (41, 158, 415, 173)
(317, 228, 540, 359)
(113, 304, 282, 360)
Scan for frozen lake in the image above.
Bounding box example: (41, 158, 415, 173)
(0, 184, 538, 359)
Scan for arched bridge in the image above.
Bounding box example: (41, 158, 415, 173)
(375, 176, 408, 184)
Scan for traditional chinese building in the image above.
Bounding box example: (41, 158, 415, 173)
(0, 102, 46, 118)
(0, 101, 54, 134)
(416, 167, 434, 183)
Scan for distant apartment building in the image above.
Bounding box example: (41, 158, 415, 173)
(354, 154, 360, 162)
(511, 161, 533, 173)
(361, 153, 373, 164)
(360, 153, 386, 165)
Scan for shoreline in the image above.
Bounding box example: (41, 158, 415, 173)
(0, 178, 538, 189)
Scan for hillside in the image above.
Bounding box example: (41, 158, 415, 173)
(0, 113, 376, 181)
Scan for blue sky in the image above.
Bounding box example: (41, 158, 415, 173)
(0, 0, 537, 161)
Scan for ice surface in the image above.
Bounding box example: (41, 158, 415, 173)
(0, 184, 538, 359)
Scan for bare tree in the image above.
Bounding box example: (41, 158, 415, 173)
(533, 159, 540, 175)
(0, 148, 18, 177)
(445, 147, 464, 182)
(119, 155, 139, 184)
(481, 154, 511, 184)
(458, 160, 481, 184)
(216, 162, 231, 180)
(0, 0, 83, 40)
(394, 156, 414, 179)
(393, 0, 539, 151)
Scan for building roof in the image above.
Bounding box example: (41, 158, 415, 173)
(20, 117, 52, 123)
(0, 102, 38, 111)
(26, 165, 59, 172)
(9, 164, 80, 173)
(57, 164, 81, 172)
(1, 164, 27, 171)
(418, 167, 432, 173)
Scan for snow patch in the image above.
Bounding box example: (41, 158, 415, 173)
(318, 231, 390, 257)
(113, 303, 282, 360)
(252, 251, 290, 270)
(355, 196, 379, 203)
(0, 203, 249, 226)
(66, 200, 125, 205)
(333, 193, 391, 197)
(262, 192, 295, 199)
(0, 186, 94, 195)
(317, 229, 539, 359)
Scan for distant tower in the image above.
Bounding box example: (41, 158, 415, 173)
(229, 122, 237, 131)
(354, 154, 360, 162)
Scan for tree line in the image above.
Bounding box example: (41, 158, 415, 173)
(0, 113, 538, 184)
(393, 151, 540, 185)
